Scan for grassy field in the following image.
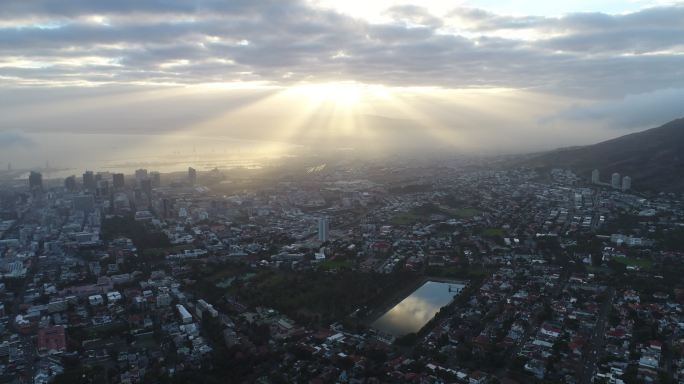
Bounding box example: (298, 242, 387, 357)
(319, 259, 354, 270)
(390, 204, 480, 225)
(615, 257, 653, 270)
(482, 228, 505, 237)
(453, 208, 481, 218)
(390, 212, 425, 225)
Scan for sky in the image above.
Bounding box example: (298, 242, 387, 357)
(1, 0, 683, 170)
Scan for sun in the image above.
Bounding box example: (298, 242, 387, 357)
(290, 82, 363, 106)
(288, 81, 391, 108)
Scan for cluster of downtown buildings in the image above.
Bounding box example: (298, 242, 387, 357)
(0, 158, 683, 383)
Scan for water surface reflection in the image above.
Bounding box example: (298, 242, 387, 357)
(372, 281, 464, 337)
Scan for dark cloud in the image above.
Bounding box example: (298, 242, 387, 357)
(0, 1, 682, 99)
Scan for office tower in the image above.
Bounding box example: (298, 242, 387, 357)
(112, 173, 125, 189)
(135, 169, 148, 186)
(611, 173, 621, 189)
(622, 176, 631, 191)
(162, 198, 175, 219)
(140, 178, 152, 197)
(113, 193, 130, 212)
(150, 171, 161, 188)
(591, 169, 600, 184)
(72, 194, 95, 213)
(188, 167, 197, 186)
(83, 171, 96, 191)
(64, 175, 77, 191)
(96, 180, 110, 196)
(318, 217, 329, 242)
(29, 171, 43, 191)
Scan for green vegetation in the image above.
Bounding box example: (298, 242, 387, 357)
(482, 228, 505, 238)
(67, 321, 129, 345)
(426, 265, 488, 279)
(101, 215, 170, 251)
(319, 258, 353, 270)
(614, 257, 653, 270)
(390, 211, 425, 225)
(390, 203, 445, 225)
(202, 265, 250, 284)
(660, 227, 684, 251)
(231, 270, 419, 325)
(188, 264, 253, 301)
(395, 332, 418, 346)
(441, 193, 481, 218)
(453, 208, 480, 218)
(389, 203, 480, 225)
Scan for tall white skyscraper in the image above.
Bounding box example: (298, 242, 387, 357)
(318, 217, 329, 242)
(591, 169, 600, 184)
(611, 173, 621, 189)
(622, 176, 631, 191)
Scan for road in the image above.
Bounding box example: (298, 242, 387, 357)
(579, 287, 615, 384)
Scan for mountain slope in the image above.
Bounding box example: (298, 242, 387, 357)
(525, 118, 684, 192)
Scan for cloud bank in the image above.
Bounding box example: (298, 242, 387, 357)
(0, 0, 682, 167)
(0, 1, 682, 97)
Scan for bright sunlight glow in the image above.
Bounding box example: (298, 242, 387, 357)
(289, 82, 392, 107)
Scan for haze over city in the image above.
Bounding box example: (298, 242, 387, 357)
(1, 0, 684, 170)
(2, 2, 684, 384)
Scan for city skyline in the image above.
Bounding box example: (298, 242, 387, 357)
(2, 3, 684, 383)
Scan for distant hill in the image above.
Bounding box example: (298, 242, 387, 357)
(524, 118, 684, 192)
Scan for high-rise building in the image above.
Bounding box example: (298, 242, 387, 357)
(188, 167, 197, 186)
(162, 198, 175, 219)
(591, 169, 600, 184)
(64, 175, 77, 191)
(29, 171, 43, 191)
(135, 169, 148, 186)
(112, 173, 125, 189)
(96, 180, 110, 196)
(611, 173, 621, 189)
(318, 217, 329, 242)
(150, 171, 161, 188)
(83, 171, 96, 191)
(72, 194, 95, 213)
(622, 176, 631, 191)
(140, 178, 152, 197)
